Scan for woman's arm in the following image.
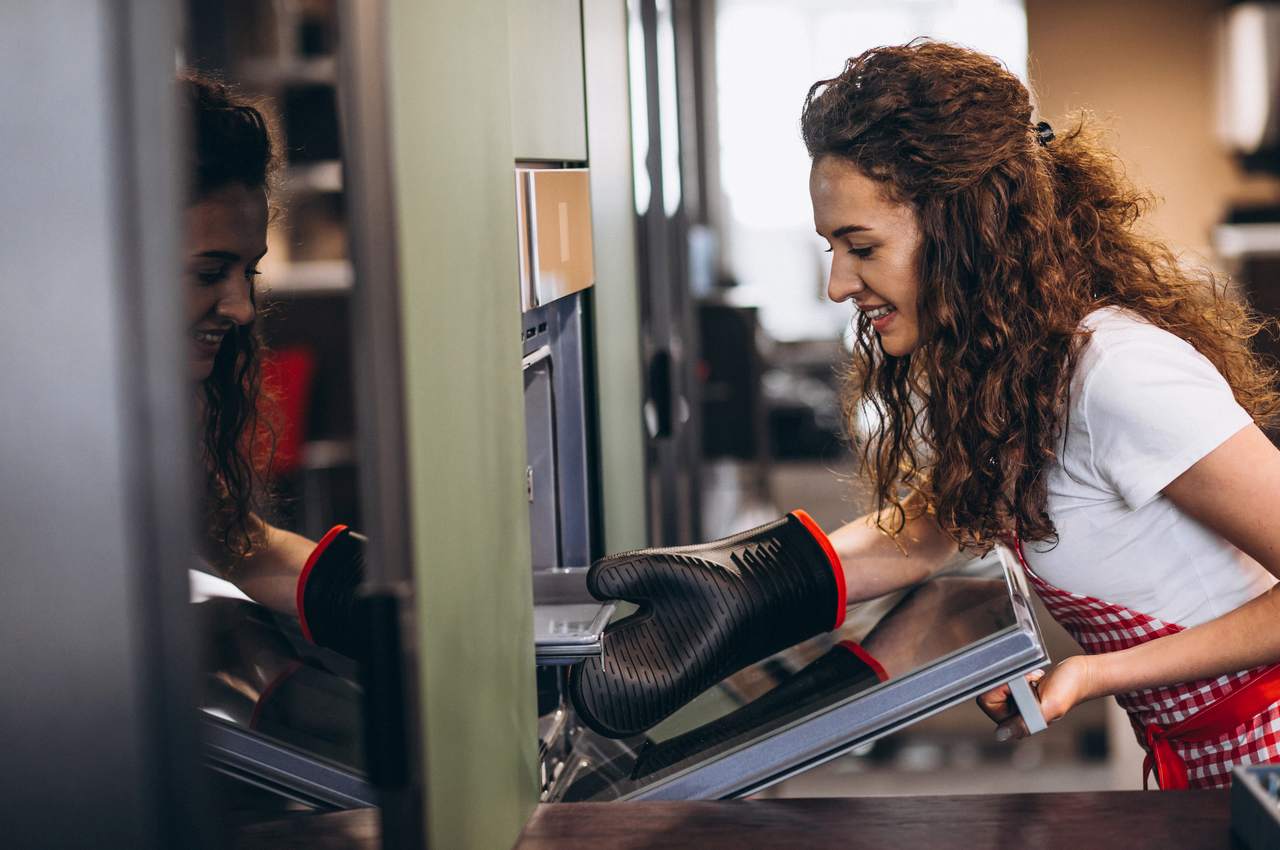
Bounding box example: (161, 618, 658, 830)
(996, 423, 1280, 737)
(230, 515, 316, 615)
(829, 494, 960, 603)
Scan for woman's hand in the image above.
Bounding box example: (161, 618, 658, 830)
(976, 654, 1097, 741)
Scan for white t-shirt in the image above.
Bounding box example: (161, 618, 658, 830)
(189, 566, 252, 603)
(1020, 307, 1276, 629)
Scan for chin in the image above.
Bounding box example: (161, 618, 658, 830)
(880, 339, 908, 358)
(880, 334, 920, 358)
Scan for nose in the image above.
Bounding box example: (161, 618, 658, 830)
(215, 277, 255, 327)
(826, 257, 865, 304)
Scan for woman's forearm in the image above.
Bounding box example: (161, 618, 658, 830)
(828, 504, 959, 603)
(1085, 585, 1280, 701)
(231, 517, 316, 615)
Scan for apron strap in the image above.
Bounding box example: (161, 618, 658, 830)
(1143, 724, 1188, 790)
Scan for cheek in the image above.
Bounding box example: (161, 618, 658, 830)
(880, 259, 915, 307)
(185, 287, 215, 326)
(901, 280, 921, 317)
(894, 258, 922, 315)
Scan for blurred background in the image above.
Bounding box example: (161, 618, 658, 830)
(19, 3, 1280, 846)
(176, 0, 1280, 803)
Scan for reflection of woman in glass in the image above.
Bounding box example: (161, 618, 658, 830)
(184, 74, 365, 659)
(573, 41, 1280, 789)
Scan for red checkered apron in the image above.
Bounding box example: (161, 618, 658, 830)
(1009, 539, 1280, 789)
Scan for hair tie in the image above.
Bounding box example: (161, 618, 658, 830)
(1034, 120, 1055, 146)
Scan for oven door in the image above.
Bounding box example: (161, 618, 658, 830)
(194, 588, 374, 810)
(550, 545, 1049, 801)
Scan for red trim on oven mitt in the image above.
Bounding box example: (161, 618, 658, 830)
(296, 525, 368, 661)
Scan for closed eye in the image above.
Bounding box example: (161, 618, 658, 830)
(850, 246, 874, 259)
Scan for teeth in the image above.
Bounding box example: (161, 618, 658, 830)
(865, 305, 895, 321)
(194, 331, 224, 344)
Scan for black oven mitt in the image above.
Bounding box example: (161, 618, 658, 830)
(569, 510, 847, 739)
(296, 525, 368, 662)
(630, 640, 887, 779)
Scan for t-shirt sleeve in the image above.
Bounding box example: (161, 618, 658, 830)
(1082, 334, 1253, 510)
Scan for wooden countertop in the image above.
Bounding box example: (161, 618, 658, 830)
(236, 790, 1239, 849)
(517, 792, 1237, 849)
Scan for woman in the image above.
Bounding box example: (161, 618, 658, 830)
(184, 73, 366, 659)
(571, 41, 1280, 790)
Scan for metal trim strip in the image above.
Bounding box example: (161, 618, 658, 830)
(202, 717, 377, 810)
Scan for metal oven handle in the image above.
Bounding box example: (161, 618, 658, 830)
(522, 345, 553, 371)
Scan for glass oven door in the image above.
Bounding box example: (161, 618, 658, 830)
(551, 546, 1049, 801)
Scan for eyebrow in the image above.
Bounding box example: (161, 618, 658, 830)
(191, 249, 268, 264)
(831, 224, 870, 238)
(193, 250, 240, 262)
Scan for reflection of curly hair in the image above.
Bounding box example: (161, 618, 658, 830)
(201, 314, 273, 570)
(801, 41, 1280, 551)
(184, 72, 279, 569)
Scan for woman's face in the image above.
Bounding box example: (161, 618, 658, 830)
(810, 156, 923, 357)
(184, 183, 268, 381)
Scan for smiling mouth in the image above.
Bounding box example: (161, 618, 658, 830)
(192, 329, 228, 347)
(863, 304, 896, 321)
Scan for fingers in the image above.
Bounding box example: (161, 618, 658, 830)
(976, 683, 1014, 723)
(586, 556, 644, 603)
(987, 669, 1048, 741)
(994, 715, 1029, 742)
(585, 558, 615, 601)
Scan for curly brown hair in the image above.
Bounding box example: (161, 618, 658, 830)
(801, 40, 1280, 552)
(184, 72, 280, 570)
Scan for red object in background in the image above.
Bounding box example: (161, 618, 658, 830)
(258, 346, 318, 479)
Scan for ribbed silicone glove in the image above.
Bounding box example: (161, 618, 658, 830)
(569, 510, 847, 738)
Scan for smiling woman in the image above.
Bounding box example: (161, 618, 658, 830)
(799, 42, 1280, 552)
(184, 73, 278, 565)
(796, 40, 1280, 789)
(183, 73, 369, 661)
